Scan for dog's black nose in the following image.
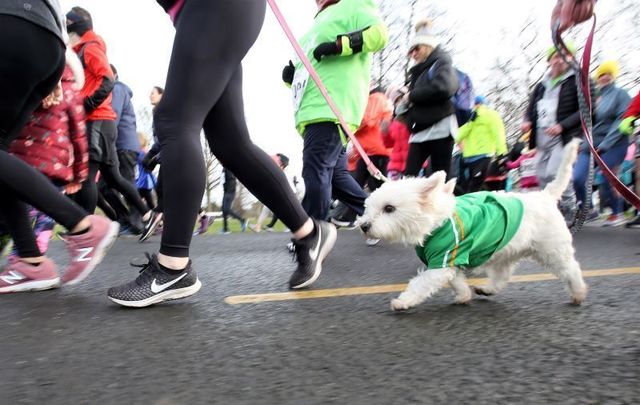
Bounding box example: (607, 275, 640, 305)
(360, 222, 371, 233)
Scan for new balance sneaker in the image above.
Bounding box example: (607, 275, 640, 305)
(139, 211, 163, 243)
(62, 215, 119, 285)
(288, 219, 337, 289)
(107, 253, 201, 308)
(0, 257, 60, 293)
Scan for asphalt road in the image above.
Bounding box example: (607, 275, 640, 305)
(2, 227, 639, 404)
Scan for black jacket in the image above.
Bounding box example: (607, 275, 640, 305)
(406, 46, 459, 133)
(525, 72, 595, 150)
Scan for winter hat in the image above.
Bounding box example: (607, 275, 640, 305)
(408, 19, 439, 54)
(595, 60, 620, 80)
(66, 6, 92, 36)
(546, 41, 577, 61)
(474, 95, 486, 105)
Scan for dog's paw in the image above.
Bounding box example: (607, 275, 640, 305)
(390, 298, 410, 311)
(471, 285, 494, 296)
(570, 285, 588, 305)
(454, 295, 472, 305)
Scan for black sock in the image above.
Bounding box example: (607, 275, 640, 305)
(299, 220, 318, 241)
(69, 226, 91, 236)
(158, 261, 188, 275)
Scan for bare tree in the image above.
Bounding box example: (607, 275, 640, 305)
(200, 133, 221, 211)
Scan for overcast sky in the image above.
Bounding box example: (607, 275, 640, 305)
(59, 0, 626, 174)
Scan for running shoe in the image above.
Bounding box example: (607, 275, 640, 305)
(288, 219, 337, 289)
(602, 214, 626, 227)
(366, 238, 381, 246)
(107, 253, 201, 308)
(62, 215, 120, 285)
(0, 257, 60, 293)
(625, 214, 640, 229)
(330, 217, 357, 230)
(139, 211, 163, 243)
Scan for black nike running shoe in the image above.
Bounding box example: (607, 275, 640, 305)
(108, 253, 201, 308)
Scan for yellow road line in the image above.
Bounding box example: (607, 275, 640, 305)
(224, 267, 640, 305)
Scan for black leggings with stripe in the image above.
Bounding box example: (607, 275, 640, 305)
(155, 0, 308, 257)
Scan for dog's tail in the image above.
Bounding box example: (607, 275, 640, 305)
(544, 138, 580, 200)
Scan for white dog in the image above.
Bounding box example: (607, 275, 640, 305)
(359, 140, 587, 311)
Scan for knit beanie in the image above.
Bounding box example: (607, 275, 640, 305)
(66, 7, 92, 36)
(546, 41, 577, 61)
(595, 60, 620, 80)
(408, 19, 439, 53)
(474, 95, 486, 105)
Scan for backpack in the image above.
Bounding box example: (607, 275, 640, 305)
(452, 68, 474, 125)
(426, 64, 474, 125)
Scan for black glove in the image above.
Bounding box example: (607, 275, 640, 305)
(313, 40, 341, 62)
(282, 60, 295, 85)
(141, 153, 158, 172)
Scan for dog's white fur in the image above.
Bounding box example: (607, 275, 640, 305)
(360, 139, 587, 311)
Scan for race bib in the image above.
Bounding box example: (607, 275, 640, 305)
(291, 60, 309, 112)
(536, 99, 557, 129)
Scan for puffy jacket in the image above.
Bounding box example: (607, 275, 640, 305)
(383, 119, 410, 173)
(73, 30, 116, 122)
(10, 66, 89, 184)
(456, 105, 507, 158)
(354, 92, 393, 157)
(525, 71, 595, 150)
(591, 83, 631, 152)
(406, 46, 459, 133)
(623, 91, 640, 118)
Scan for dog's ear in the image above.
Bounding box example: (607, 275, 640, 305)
(443, 178, 456, 195)
(430, 171, 447, 186)
(417, 175, 442, 209)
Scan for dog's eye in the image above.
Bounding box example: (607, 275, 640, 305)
(383, 205, 396, 214)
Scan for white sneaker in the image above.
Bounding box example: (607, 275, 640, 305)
(366, 238, 380, 246)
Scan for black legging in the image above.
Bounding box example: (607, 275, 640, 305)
(352, 155, 389, 192)
(155, 0, 307, 257)
(0, 16, 87, 258)
(74, 159, 149, 216)
(404, 136, 455, 178)
(139, 188, 156, 211)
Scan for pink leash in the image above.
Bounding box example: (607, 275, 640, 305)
(267, 0, 387, 181)
(554, 18, 640, 210)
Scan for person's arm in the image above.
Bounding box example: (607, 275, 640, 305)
(408, 59, 459, 105)
(493, 111, 508, 156)
(111, 84, 124, 127)
(597, 89, 632, 152)
(620, 92, 640, 135)
(313, 23, 389, 62)
(557, 79, 596, 134)
(83, 44, 115, 113)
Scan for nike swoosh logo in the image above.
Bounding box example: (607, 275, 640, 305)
(308, 226, 322, 261)
(151, 273, 188, 294)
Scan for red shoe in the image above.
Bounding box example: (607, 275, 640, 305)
(62, 215, 119, 285)
(0, 257, 60, 293)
